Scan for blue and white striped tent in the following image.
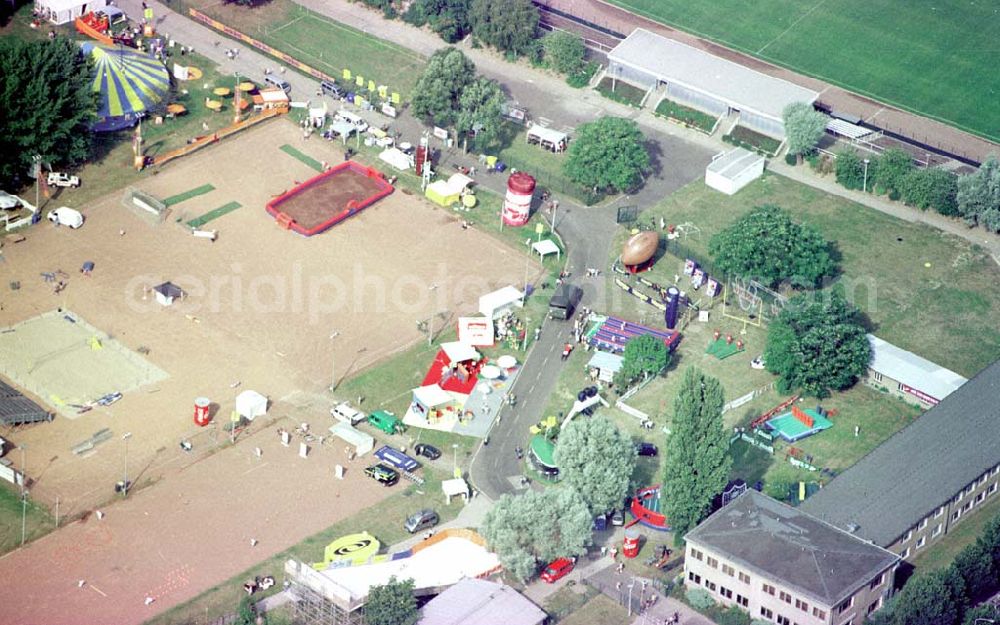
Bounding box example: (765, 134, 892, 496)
(81, 42, 170, 132)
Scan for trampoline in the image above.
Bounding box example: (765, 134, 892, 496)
(766, 406, 833, 442)
(266, 160, 393, 236)
(631, 485, 671, 531)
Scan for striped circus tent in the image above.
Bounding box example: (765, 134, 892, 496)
(81, 42, 170, 132)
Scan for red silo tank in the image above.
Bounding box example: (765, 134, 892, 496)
(503, 172, 535, 227)
(623, 527, 640, 558)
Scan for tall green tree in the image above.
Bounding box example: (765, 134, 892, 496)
(951, 542, 995, 603)
(554, 415, 636, 515)
(782, 102, 827, 161)
(956, 156, 1000, 232)
(469, 0, 539, 58)
(410, 47, 476, 127)
(0, 37, 97, 188)
(890, 571, 959, 625)
(564, 116, 650, 194)
(404, 0, 472, 43)
(456, 76, 505, 151)
(542, 31, 586, 75)
(366, 576, 419, 625)
(873, 148, 914, 199)
(708, 204, 836, 288)
(662, 367, 731, 545)
(615, 334, 670, 387)
(482, 488, 592, 581)
(764, 292, 870, 398)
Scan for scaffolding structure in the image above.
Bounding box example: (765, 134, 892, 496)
(285, 560, 365, 625)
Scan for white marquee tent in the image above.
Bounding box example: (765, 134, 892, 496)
(35, 0, 107, 24)
(329, 421, 374, 456)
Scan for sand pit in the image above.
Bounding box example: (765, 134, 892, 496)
(0, 310, 168, 418)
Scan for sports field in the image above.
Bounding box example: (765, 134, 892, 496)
(609, 0, 1000, 142)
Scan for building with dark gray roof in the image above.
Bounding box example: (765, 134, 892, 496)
(801, 359, 1000, 560)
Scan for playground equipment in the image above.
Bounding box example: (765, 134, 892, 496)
(621, 231, 659, 273)
(749, 395, 800, 430)
(266, 161, 394, 236)
(631, 485, 671, 531)
(587, 316, 681, 355)
(706, 330, 745, 360)
(766, 405, 834, 442)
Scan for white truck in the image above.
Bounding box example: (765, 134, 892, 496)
(47, 172, 80, 188)
(46, 206, 84, 228)
(330, 401, 366, 425)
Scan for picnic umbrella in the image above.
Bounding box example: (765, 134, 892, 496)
(81, 42, 171, 132)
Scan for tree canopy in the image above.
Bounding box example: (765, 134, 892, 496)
(404, 0, 472, 43)
(554, 415, 636, 515)
(410, 47, 476, 127)
(782, 102, 827, 158)
(0, 37, 97, 188)
(661, 367, 731, 544)
(482, 488, 592, 581)
(469, 0, 539, 58)
(366, 576, 419, 625)
(890, 570, 960, 625)
(902, 168, 959, 216)
(564, 117, 650, 194)
(764, 292, 870, 398)
(708, 204, 836, 289)
(456, 76, 505, 150)
(542, 31, 586, 75)
(616, 334, 670, 387)
(872, 148, 914, 199)
(957, 156, 1000, 232)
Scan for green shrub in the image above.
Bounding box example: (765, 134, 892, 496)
(686, 588, 717, 611)
(716, 606, 752, 625)
(785, 153, 798, 165)
(566, 61, 599, 89)
(764, 479, 791, 501)
(835, 150, 864, 190)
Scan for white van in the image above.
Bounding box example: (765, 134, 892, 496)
(46, 207, 84, 228)
(330, 401, 366, 425)
(335, 110, 369, 133)
(264, 75, 291, 94)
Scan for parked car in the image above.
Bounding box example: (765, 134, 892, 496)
(330, 401, 365, 425)
(320, 80, 344, 98)
(636, 442, 659, 457)
(540, 557, 575, 583)
(264, 74, 291, 93)
(414, 443, 441, 460)
(611, 509, 625, 526)
(47, 172, 80, 188)
(46, 207, 84, 228)
(364, 464, 399, 487)
(404, 509, 439, 533)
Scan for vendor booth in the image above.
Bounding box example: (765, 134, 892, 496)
(526, 125, 568, 153)
(410, 384, 462, 425)
(478, 285, 524, 320)
(379, 147, 413, 171)
(532, 239, 561, 261)
(36, 0, 107, 24)
(329, 421, 374, 456)
(425, 173, 474, 208)
(235, 390, 268, 421)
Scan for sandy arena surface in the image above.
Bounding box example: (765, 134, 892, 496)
(271, 163, 389, 232)
(0, 117, 535, 516)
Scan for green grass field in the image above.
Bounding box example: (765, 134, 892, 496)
(177, 0, 425, 98)
(607, 0, 1000, 142)
(0, 484, 55, 555)
(644, 173, 1000, 378)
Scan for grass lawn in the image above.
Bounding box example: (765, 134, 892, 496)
(654, 98, 719, 133)
(499, 129, 597, 204)
(558, 593, 631, 625)
(176, 0, 425, 98)
(911, 495, 1000, 574)
(605, 0, 1000, 143)
(0, 483, 56, 555)
(595, 76, 646, 108)
(543, 583, 600, 623)
(146, 469, 461, 625)
(639, 173, 1000, 378)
